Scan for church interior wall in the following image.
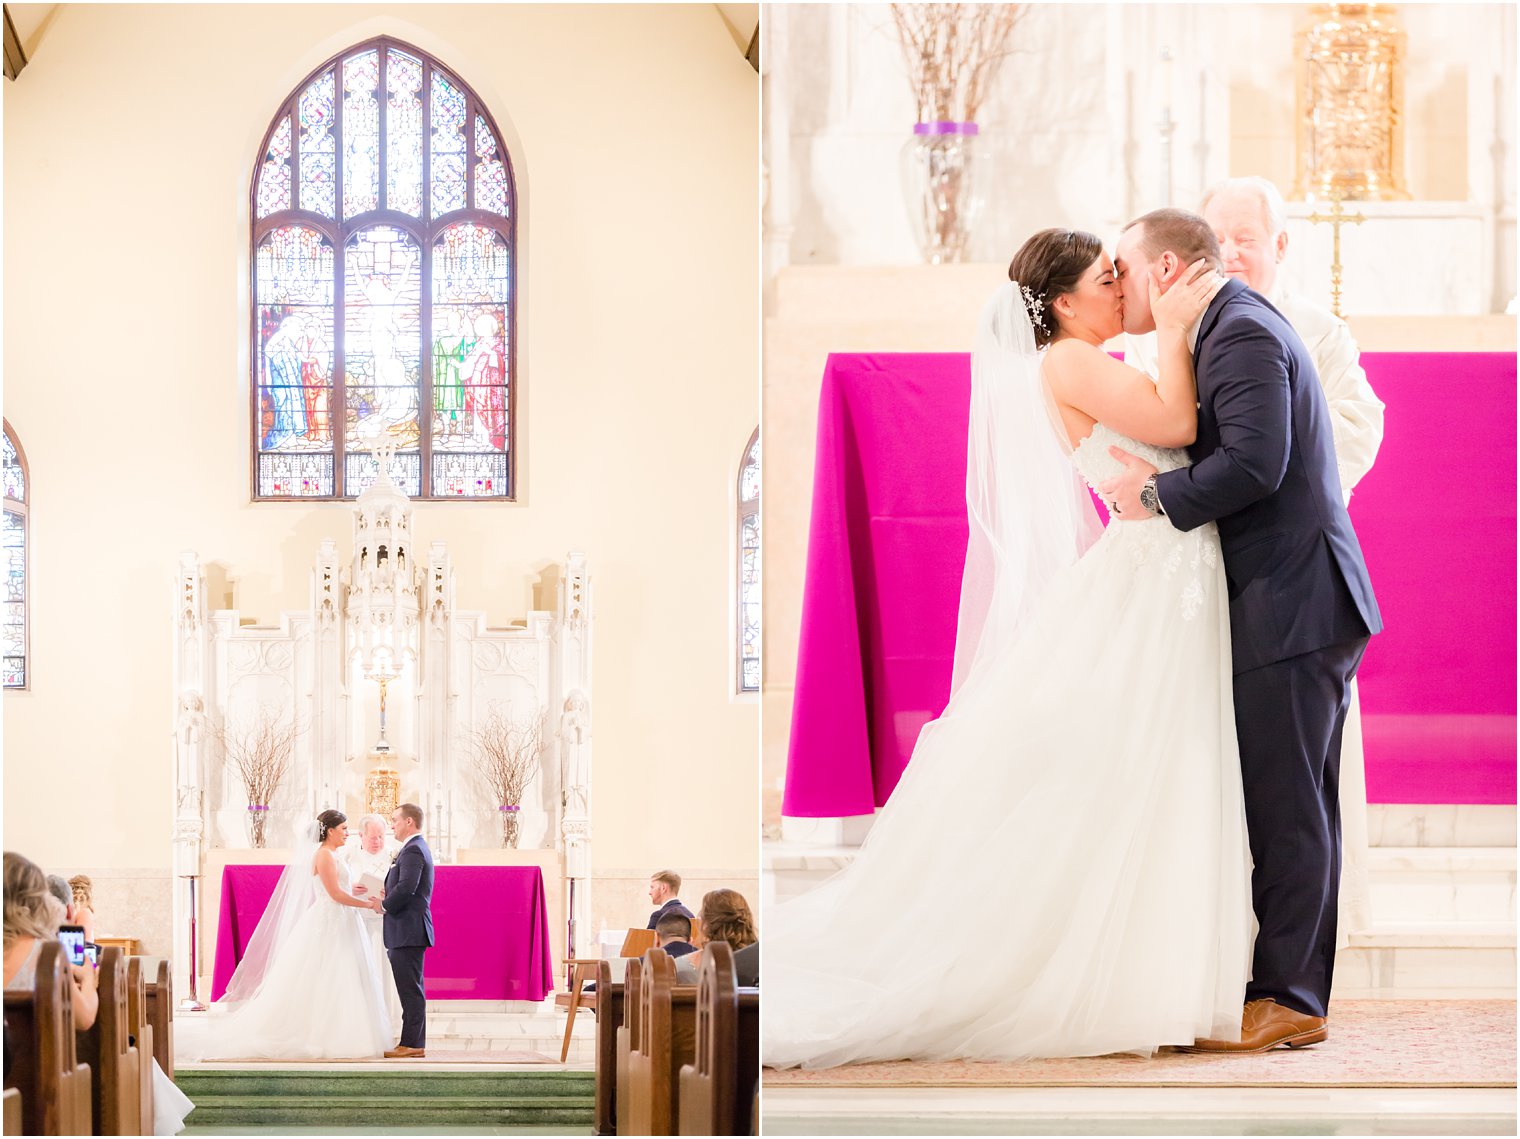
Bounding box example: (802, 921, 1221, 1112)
(3, 3, 760, 946)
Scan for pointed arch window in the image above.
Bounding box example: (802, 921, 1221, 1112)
(252, 37, 517, 500)
(3, 422, 29, 689)
(737, 428, 760, 693)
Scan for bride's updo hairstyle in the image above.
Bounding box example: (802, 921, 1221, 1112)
(316, 809, 347, 842)
(1007, 228, 1104, 349)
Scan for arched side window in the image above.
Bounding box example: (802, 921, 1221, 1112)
(3, 421, 29, 689)
(737, 428, 760, 694)
(252, 37, 517, 500)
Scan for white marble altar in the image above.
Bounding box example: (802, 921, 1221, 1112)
(171, 453, 597, 1005)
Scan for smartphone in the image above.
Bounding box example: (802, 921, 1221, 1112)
(56, 924, 86, 967)
(83, 942, 101, 966)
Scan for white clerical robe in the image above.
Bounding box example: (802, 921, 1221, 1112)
(1123, 288, 1383, 942)
(343, 840, 404, 1028)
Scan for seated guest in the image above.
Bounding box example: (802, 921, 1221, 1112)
(654, 913, 698, 960)
(68, 874, 98, 944)
(4, 852, 98, 1029)
(646, 870, 696, 929)
(10, 853, 197, 1133)
(46, 875, 91, 936)
(675, 888, 758, 987)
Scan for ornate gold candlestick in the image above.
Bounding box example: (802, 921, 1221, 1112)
(1306, 194, 1367, 318)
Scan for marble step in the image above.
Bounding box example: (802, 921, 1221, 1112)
(424, 999, 595, 1062)
(1334, 922, 1517, 998)
(175, 1069, 594, 1128)
(172, 1003, 597, 1065)
(1366, 846, 1516, 923)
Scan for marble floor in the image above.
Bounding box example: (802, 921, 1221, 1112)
(761, 1087, 1519, 1136)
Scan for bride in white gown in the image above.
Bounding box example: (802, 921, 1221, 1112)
(763, 229, 1256, 1069)
(204, 810, 392, 1061)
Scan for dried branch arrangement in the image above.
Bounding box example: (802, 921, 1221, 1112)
(890, 3, 1026, 123)
(215, 706, 298, 848)
(471, 706, 544, 848)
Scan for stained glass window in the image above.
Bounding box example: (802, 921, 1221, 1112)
(737, 429, 760, 694)
(253, 37, 516, 500)
(3, 422, 28, 689)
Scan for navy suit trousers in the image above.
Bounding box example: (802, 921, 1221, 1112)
(1236, 636, 1369, 1017)
(388, 946, 428, 1047)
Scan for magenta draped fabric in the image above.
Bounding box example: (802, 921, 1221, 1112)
(783, 352, 1517, 817)
(211, 863, 555, 1001)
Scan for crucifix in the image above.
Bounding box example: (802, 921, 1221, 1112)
(1305, 195, 1366, 319)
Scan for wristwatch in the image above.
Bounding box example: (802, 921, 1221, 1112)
(1140, 474, 1164, 516)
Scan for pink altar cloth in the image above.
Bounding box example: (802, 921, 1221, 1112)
(211, 863, 555, 1001)
(783, 352, 1517, 816)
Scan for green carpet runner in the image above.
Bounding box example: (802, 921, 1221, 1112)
(174, 1069, 594, 1129)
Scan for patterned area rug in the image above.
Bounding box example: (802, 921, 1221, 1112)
(763, 1001, 1517, 1088)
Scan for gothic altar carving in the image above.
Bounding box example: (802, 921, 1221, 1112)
(171, 449, 594, 998)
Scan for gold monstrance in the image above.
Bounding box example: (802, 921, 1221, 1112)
(364, 655, 401, 819)
(1295, 4, 1410, 202)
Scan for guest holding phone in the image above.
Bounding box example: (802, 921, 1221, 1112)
(4, 851, 98, 1030)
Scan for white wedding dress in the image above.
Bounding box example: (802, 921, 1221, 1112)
(764, 421, 1256, 1068)
(205, 858, 392, 1061)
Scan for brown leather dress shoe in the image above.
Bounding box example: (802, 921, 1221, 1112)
(384, 1045, 427, 1058)
(1184, 998, 1328, 1053)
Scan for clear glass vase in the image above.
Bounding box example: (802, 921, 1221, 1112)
(246, 805, 270, 849)
(500, 805, 520, 849)
(900, 122, 986, 264)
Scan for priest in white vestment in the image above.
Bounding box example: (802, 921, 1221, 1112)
(345, 813, 404, 1027)
(1126, 175, 1385, 942)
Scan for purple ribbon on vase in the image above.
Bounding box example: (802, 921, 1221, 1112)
(913, 121, 979, 136)
(246, 805, 269, 812)
(498, 805, 520, 812)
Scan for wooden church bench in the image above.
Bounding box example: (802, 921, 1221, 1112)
(2, 940, 93, 1135)
(677, 942, 759, 1136)
(143, 958, 174, 1079)
(2, 1087, 21, 1135)
(593, 960, 625, 1135)
(625, 948, 699, 1136)
(614, 955, 644, 1134)
(75, 946, 142, 1135)
(125, 957, 156, 1135)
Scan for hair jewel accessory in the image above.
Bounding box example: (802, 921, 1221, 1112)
(1020, 284, 1048, 330)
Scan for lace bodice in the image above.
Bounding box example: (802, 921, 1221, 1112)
(1066, 421, 1221, 621)
(1070, 422, 1189, 492)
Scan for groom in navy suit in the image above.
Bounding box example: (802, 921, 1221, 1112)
(382, 802, 435, 1058)
(1103, 209, 1381, 1052)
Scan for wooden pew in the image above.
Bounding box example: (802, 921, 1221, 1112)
(75, 946, 142, 1135)
(614, 956, 643, 1135)
(677, 942, 759, 1137)
(2, 940, 93, 1135)
(125, 958, 156, 1136)
(143, 958, 174, 1079)
(625, 948, 699, 1136)
(2, 1087, 20, 1135)
(593, 960, 625, 1135)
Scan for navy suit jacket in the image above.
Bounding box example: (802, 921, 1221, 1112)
(1156, 279, 1381, 673)
(382, 836, 435, 950)
(647, 899, 696, 930)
